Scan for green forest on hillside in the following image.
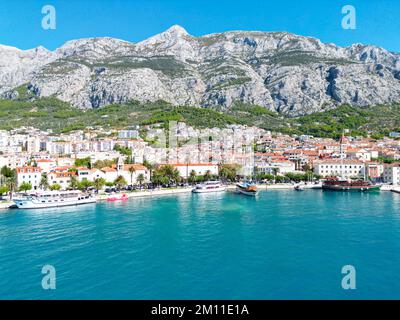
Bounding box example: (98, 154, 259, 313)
(0, 94, 399, 139)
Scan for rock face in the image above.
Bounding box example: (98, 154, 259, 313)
(1, 25, 400, 116)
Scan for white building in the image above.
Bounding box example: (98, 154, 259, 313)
(46, 141, 73, 155)
(36, 159, 56, 173)
(118, 130, 140, 139)
(76, 167, 106, 183)
(99, 158, 150, 185)
(313, 160, 365, 179)
(256, 160, 296, 175)
(171, 163, 219, 179)
(383, 164, 400, 185)
(346, 148, 371, 162)
(48, 171, 76, 190)
(16, 166, 42, 190)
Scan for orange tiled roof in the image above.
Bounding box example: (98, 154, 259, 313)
(16, 166, 42, 173)
(49, 172, 77, 178)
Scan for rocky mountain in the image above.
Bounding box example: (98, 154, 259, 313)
(1, 25, 400, 116)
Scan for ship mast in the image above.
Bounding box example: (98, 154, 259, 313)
(339, 130, 345, 181)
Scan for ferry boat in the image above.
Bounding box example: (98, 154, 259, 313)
(322, 177, 381, 192)
(192, 181, 226, 193)
(13, 190, 97, 209)
(236, 182, 259, 196)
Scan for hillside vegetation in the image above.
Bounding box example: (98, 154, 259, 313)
(0, 96, 399, 138)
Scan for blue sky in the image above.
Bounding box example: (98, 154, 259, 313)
(0, 0, 399, 52)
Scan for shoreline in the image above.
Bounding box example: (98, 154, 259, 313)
(1, 184, 398, 211)
(96, 183, 323, 201)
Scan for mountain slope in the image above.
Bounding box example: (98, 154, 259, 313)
(1, 25, 400, 116)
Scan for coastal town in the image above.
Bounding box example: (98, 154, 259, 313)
(0, 121, 400, 208)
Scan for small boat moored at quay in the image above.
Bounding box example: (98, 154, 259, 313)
(13, 190, 96, 209)
(322, 177, 381, 192)
(236, 182, 259, 196)
(107, 193, 129, 202)
(294, 184, 305, 191)
(192, 181, 226, 193)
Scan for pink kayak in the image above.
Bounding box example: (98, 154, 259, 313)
(107, 194, 129, 202)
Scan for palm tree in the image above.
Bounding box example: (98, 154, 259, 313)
(39, 173, 49, 190)
(160, 165, 180, 186)
(6, 177, 16, 200)
(143, 159, 154, 182)
(272, 168, 279, 184)
(218, 164, 239, 182)
(170, 167, 180, 186)
(128, 166, 136, 186)
(151, 170, 168, 187)
(137, 173, 145, 189)
(204, 170, 212, 181)
(1, 166, 17, 200)
(189, 170, 197, 185)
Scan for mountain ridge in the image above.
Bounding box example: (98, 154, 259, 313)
(1, 25, 400, 116)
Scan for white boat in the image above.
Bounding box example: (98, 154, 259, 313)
(13, 190, 97, 209)
(192, 181, 226, 193)
(236, 182, 259, 196)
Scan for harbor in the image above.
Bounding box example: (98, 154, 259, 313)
(2, 182, 400, 211)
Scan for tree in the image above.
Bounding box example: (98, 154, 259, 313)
(272, 168, 279, 183)
(105, 182, 114, 187)
(93, 178, 106, 191)
(114, 175, 127, 189)
(143, 159, 155, 181)
(69, 175, 79, 190)
(128, 166, 136, 185)
(19, 182, 32, 193)
(1, 165, 15, 179)
(189, 170, 197, 185)
(151, 171, 168, 187)
(113, 144, 132, 157)
(39, 173, 49, 190)
(218, 164, 240, 182)
(74, 157, 91, 168)
(137, 173, 145, 188)
(1, 166, 17, 200)
(78, 179, 93, 191)
(0, 185, 9, 199)
(204, 170, 212, 181)
(93, 159, 116, 169)
(50, 184, 61, 191)
(161, 165, 180, 185)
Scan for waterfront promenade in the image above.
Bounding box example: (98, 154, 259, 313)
(2, 183, 399, 210)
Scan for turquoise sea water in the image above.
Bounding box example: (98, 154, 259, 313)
(0, 190, 400, 300)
